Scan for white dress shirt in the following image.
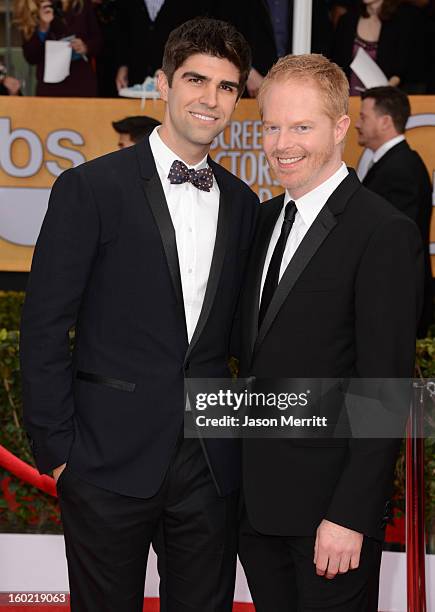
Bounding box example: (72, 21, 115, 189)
(372, 134, 406, 164)
(260, 163, 349, 301)
(149, 127, 220, 343)
(144, 0, 165, 21)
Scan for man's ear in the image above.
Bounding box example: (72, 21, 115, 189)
(335, 114, 351, 145)
(157, 69, 169, 102)
(380, 114, 394, 133)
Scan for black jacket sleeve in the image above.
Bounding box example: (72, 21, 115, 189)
(20, 167, 100, 474)
(325, 215, 424, 538)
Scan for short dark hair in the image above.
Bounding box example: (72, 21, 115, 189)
(162, 17, 251, 97)
(112, 115, 161, 142)
(361, 86, 410, 133)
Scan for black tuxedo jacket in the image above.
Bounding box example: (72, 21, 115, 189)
(239, 170, 423, 540)
(332, 4, 426, 93)
(116, 0, 215, 84)
(363, 140, 433, 336)
(20, 136, 258, 498)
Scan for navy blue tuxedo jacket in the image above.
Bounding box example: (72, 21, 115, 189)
(20, 136, 258, 498)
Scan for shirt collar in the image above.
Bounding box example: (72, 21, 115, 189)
(149, 126, 209, 177)
(284, 162, 349, 226)
(372, 134, 405, 164)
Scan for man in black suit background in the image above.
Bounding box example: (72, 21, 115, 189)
(237, 54, 423, 610)
(356, 86, 433, 337)
(115, 0, 215, 90)
(20, 18, 257, 611)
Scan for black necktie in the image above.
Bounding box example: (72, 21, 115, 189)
(168, 160, 214, 192)
(259, 200, 297, 327)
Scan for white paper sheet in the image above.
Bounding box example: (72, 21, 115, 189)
(350, 47, 389, 90)
(43, 40, 72, 83)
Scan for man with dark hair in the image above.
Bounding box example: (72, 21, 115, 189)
(356, 86, 433, 336)
(160, 15, 251, 97)
(360, 86, 411, 133)
(21, 17, 257, 611)
(112, 115, 161, 148)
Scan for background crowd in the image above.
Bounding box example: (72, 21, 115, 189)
(1, 0, 435, 97)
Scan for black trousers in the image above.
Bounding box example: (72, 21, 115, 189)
(239, 509, 382, 612)
(57, 438, 238, 612)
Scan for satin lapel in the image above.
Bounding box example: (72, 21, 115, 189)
(246, 195, 284, 361)
(252, 169, 361, 357)
(185, 163, 230, 360)
(141, 172, 187, 339)
(253, 205, 337, 357)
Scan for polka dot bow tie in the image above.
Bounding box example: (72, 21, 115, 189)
(168, 160, 214, 192)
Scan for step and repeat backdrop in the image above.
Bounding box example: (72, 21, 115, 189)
(0, 96, 434, 272)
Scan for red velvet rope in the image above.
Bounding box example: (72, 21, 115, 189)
(0, 444, 57, 497)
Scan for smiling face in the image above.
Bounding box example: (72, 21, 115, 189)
(157, 53, 240, 164)
(261, 78, 350, 198)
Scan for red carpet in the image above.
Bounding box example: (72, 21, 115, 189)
(0, 599, 254, 611)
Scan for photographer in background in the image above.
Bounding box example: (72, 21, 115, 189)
(14, 0, 102, 96)
(0, 62, 21, 95)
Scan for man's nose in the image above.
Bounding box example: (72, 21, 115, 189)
(200, 83, 218, 108)
(275, 128, 294, 152)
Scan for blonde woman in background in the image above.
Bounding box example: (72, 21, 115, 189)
(14, 0, 102, 96)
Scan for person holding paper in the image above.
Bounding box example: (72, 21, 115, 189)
(15, 0, 102, 96)
(332, 0, 426, 94)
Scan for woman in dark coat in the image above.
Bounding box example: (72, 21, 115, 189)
(15, 0, 102, 97)
(332, 0, 426, 94)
